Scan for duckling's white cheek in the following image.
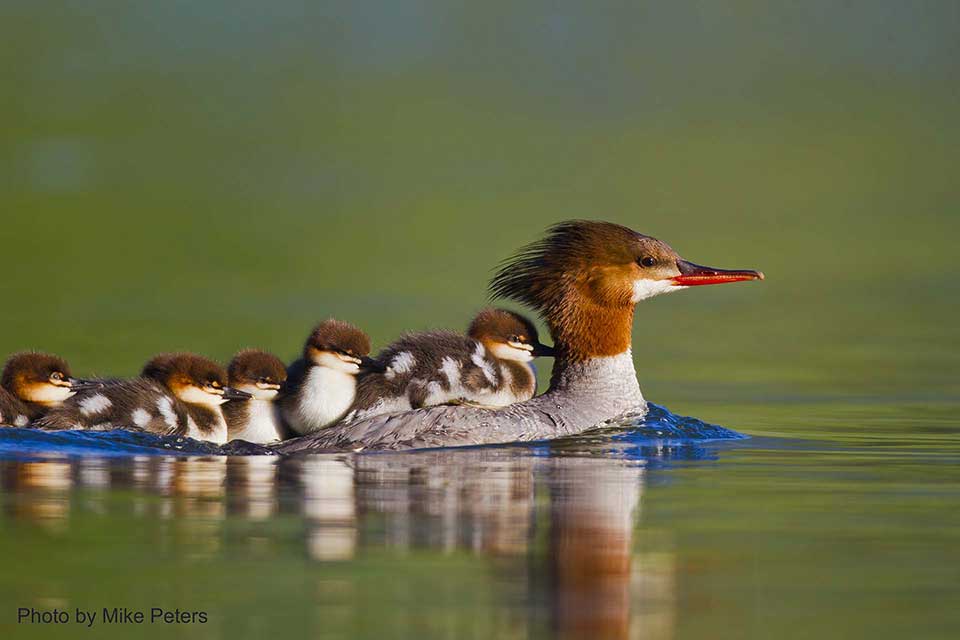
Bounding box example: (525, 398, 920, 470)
(177, 386, 226, 407)
(313, 352, 341, 369)
(632, 279, 684, 302)
(488, 343, 534, 363)
(248, 386, 279, 401)
(237, 383, 276, 401)
(316, 352, 361, 375)
(24, 384, 75, 405)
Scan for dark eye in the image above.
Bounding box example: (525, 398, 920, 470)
(639, 256, 656, 268)
(50, 372, 63, 381)
(508, 335, 520, 343)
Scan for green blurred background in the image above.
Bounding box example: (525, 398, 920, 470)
(2, 1, 958, 430)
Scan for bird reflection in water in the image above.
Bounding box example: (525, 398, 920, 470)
(0, 441, 698, 639)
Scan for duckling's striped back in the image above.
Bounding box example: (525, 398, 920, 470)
(348, 330, 536, 423)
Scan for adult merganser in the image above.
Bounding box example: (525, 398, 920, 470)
(36, 353, 250, 444)
(348, 308, 554, 422)
(278, 319, 384, 435)
(223, 349, 288, 444)
(0, 352, 100, 426)
(277, 220, 762, 453)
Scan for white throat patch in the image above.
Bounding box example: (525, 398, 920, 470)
(632, 279, 685, 302)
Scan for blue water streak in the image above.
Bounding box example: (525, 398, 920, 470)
(0, 402, 745, 460)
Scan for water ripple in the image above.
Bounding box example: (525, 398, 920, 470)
(0, 402, 745, 460)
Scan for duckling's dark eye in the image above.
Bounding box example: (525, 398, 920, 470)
(50, 372, 63, 381)
(639, 256, 656, 268)
(508, 335, 521, 343)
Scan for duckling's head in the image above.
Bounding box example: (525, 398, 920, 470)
(468, 308, 555, 363)
(303, 319, 381, 376)
(1, 352, 99, 406)
(490, 220, 763, 359)
(142, 353, 251, 407)
(227, 349, 287, 401)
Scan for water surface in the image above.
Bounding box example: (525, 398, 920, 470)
(1, 400, 957, 639)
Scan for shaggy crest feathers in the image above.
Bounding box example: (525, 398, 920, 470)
(304, 319, 371, 358)
(489, 220, 680, 360)
(489, 220, 645, 311)
(228, 349, 287, 386)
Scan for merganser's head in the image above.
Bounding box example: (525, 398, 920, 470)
(1, 352, 101, 406)
(303, 319, 384, 376)
(142, 353, 251, 408)
(468, 308, 556, 363)
(227, 349, 288, 401)
(490, 220, 763, 360)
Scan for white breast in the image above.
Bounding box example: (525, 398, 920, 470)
(186, 412, 228, 445)
(229, 400, 284, 444)
(286, 367, 357, 435)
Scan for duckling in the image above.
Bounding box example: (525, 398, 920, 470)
(278, 319, 383, 435)
(222, 349, 288, 444)
(0, 352, 100, 426)
(36, 353, 250, 444)
(348, 308, 554, 422)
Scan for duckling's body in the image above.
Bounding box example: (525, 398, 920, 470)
(223, 349, 287, 444)
(36, 353, 249, 444)
(278, 319, 382, 435)
(349, 309, 553, 422)
(0, 352, 98, 426)
(0, 390, 31, 427)
(278, 220, 763, 453)
(37, 378, 188, 433)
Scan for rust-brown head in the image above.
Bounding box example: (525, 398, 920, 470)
(303, 319, 382, 375)
(227, 349, 288, 401)
(489, 220, 763, 360)
(467, 308, 555, 363)
(142, 353, 251, 407)
(1, 352, 100, 406)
